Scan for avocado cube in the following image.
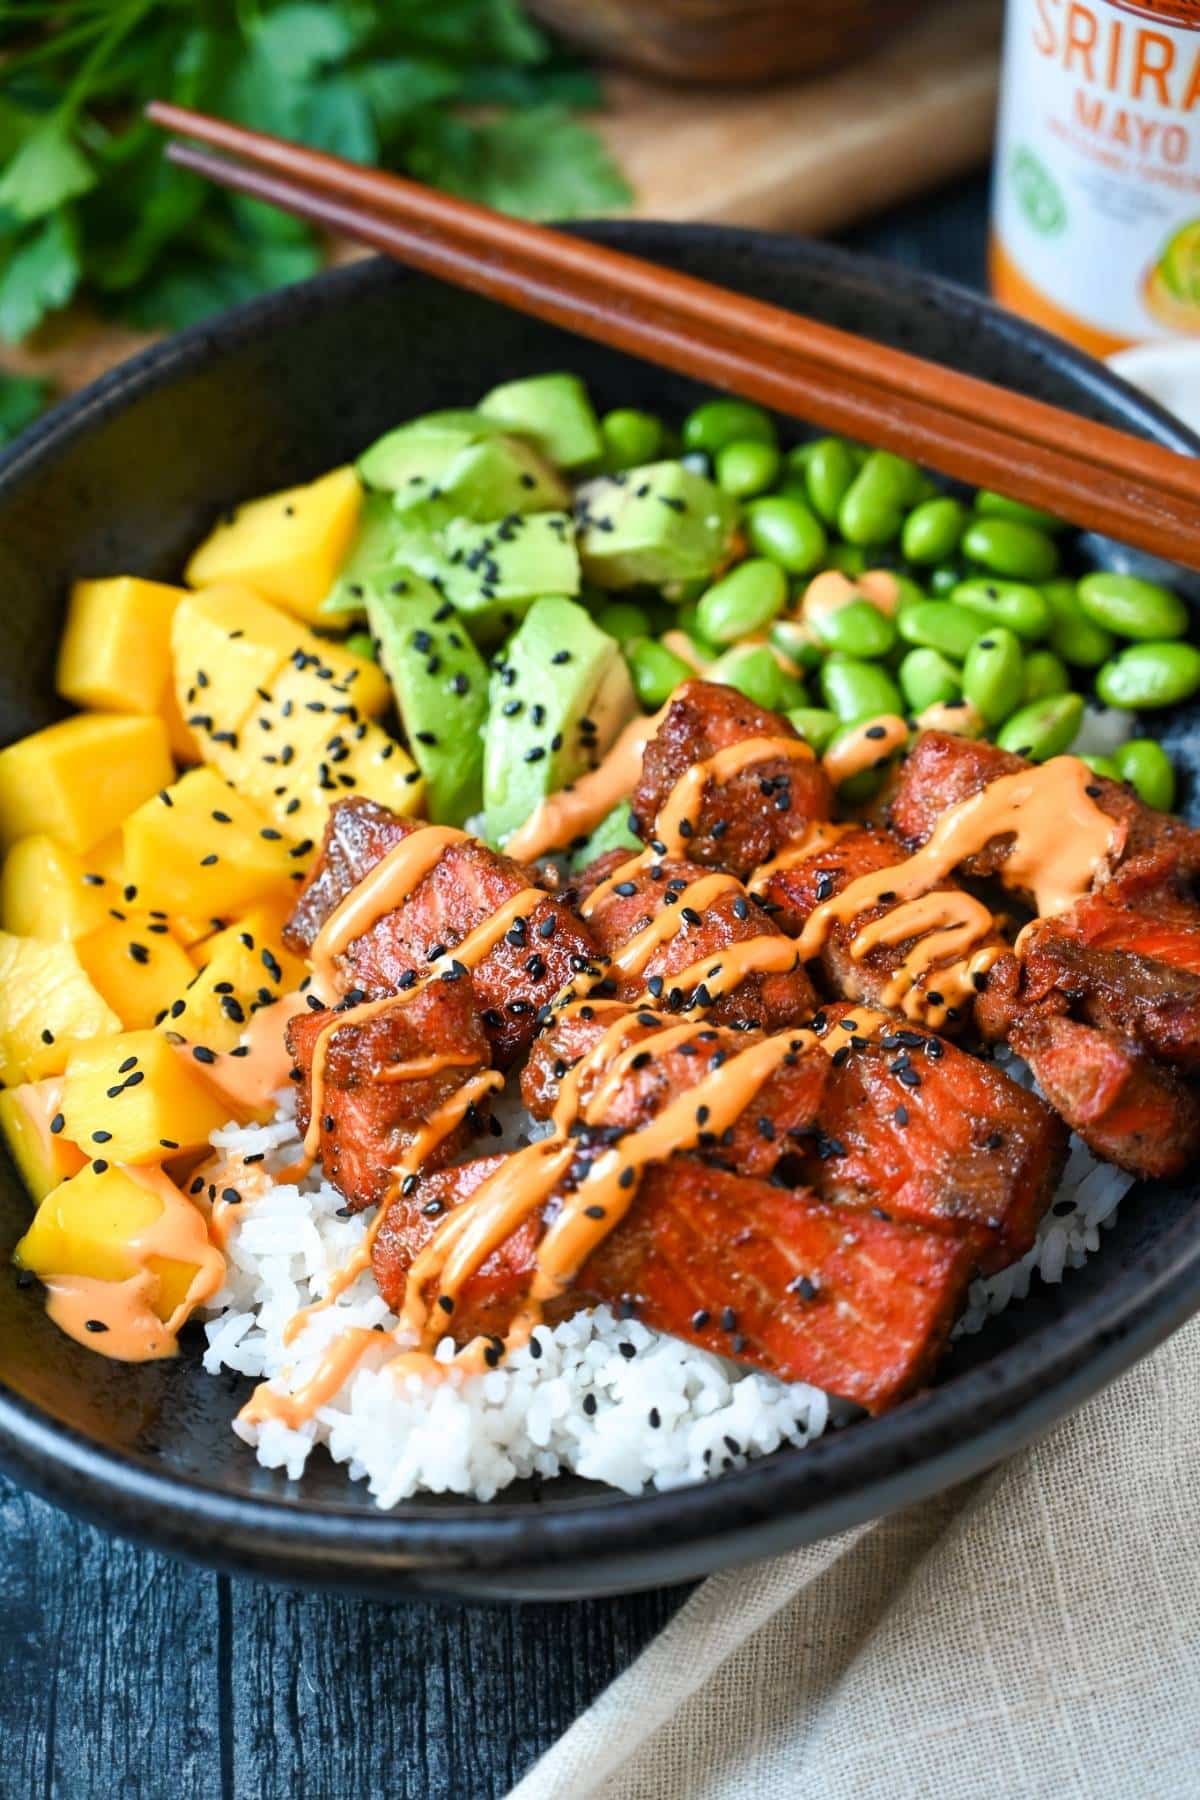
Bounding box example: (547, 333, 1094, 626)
(366, 573, 490, 826)
(576, 462, 738, 591)
(356, 410, 504, 491)
(391, 435, 568, 526)
(483, 597, 636, 848)
(478, 373, 603, 472)
(406, 512, 581, 636)
(322, 491, 419, 619)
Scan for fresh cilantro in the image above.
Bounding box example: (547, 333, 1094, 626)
(0, 0, 631, 343)
(0, 369, 49, 444)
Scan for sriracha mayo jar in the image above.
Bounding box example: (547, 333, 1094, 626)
(991, 0, 1200, 354)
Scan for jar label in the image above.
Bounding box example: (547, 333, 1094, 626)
(993, 0, 1200, 348)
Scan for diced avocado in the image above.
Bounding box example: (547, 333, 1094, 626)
(478, 373, 603, 472)
(392, 435, 568, 526)
(567, 801, 641, 871)
(321, 490, 423, 618)
(483, 597, 637, 847)
(357, 410, 504, 490)
(365, 572, 490, 825)
(575, 462, 738, 591)
(405, 512, 581, 637)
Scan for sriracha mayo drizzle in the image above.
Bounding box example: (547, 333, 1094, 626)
(505, 704, 670, 863)
(821, 714, 908, 789)
(45, 1164, 225, 1363)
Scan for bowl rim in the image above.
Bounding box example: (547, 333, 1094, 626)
(1, 224, 1198, 1597)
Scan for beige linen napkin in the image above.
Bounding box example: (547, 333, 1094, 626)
(511, 1315, 1200, 1800)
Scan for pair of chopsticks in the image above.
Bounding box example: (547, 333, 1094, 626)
(147, 100, 1200, 573)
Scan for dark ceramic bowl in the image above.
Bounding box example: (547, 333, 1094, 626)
(1, 226, 1199, 1602)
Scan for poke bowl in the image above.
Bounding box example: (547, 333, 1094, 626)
(1, 224, 1199, 1601)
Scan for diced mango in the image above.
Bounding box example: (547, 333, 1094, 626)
(82, 833, 126, 886)
(0, 713, 174, 854)
(190, 895, 295, 970)
(1, 835, 113, 941)
(61, 1029, 230, 1163)
(172, 584, 388, 775)
(161, 682, 203, 765)
(0, 1078, 87, 1202)
(0, 933, 122, 1085)
(185, 467, 363, 623)
(123, 767, 297, 920)
(57, 576, 186, 715)
(75, 914, 197, 1032)
(15, 1161, 204, 1319)
(229, 667, 422, 837)
(165, 902, 306, 1053)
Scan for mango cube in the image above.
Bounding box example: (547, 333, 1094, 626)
(229, 662, 419, 835)
(185, 466, 363, 623)
(56, 576, 186, 715)
(165, 902, 306, 1052)
(0, 933, 122, 1084)
(0, 1078, 87, 1202)
(0, 712, 174, 853)
(75, 913, 197, 1031)
(61, 1029, 230, 1163)
(1, 835, 113, 941)
(123, 767, 297, 920)
(15, 1161, 206, 1320)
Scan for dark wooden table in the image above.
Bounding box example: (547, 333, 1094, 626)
(1, 173, 990, 1800)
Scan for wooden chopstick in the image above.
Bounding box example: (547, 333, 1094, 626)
(148, 101, 1200, 572)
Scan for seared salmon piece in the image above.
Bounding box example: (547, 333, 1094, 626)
(1006, 1013, 1200, 1181)
(286, 981, 493, 1212)
(803, 1002, 1067, 1274)
(520, 1005, 828, 1180)
(755, 823, 1007, 1030)
(576, 853, 816, 1029)
(286, 797, 600, 1067)
(883, 731, 1200, 881)
(372, 1154, 975, 1413)
(632, 681, 833, 878)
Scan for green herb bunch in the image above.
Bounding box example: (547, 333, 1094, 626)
(0, 0, 630, 346)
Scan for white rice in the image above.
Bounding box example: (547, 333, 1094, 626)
(201, 1067, 1133, 1506)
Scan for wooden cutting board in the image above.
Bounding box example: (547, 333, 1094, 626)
(1, 0, 1001, 397)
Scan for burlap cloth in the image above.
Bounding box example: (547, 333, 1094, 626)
(510, 1314, 1200, 1799)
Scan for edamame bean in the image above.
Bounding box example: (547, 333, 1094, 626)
(1042, 578, 1114, 669)
(711, 643, 792, 711)
(995, 692, 1084, 760)
(838, 450, 923, 546)
(1021, 648, 1069, 702)
(962, 626, 1025, 727)
(974, 491, 1065, 532)
(715, 439, 780, 498)
(804, 437, 859, 526)
(929, 562, 965, 597)
(770, 617, 823, 671)
(826, 544, 869, 576)
(1076, 572, 1188, 642)
(345, 630, 377, 662)
(889, 572, 929, 611)
(674, 603, 721, 659)
(961, 517, 1059, 581)
(896, 600, 981, 661)
(950, 578, 1050, 640)
(596, 600, 652, 645)
(625, 637, 694, 708)
(600, 408, 662, 470)
(901, 496, 968, 565)
(964, 518, 1057, 579)
(1095, 641, 1200, 709)
(744, 495, 827, 574)
(695, 559, 787, 644)
(899, 646, 962, 712)
(819, 654, 904, 722)
(682, 398, 776, 455)
(1079, 753, 1121, 780)
(812, 597, 897, 659)
(786, 707, 840, 753)
(1113, 738, 1177, 811)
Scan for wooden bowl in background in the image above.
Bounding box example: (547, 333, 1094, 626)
(527, 0, 933, 84)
